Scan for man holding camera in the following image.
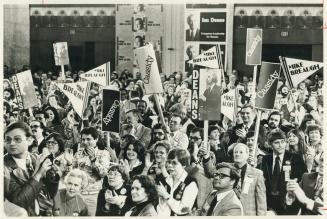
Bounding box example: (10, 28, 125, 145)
(4, 121, 59, 216)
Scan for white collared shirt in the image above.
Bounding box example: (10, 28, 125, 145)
(272, 153, 285, 173)
(157, 170, 198, 216)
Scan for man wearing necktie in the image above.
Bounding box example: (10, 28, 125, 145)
(259, 130, 307, 215)
(285, 152, 324, 215)
(233, 143, 267, 215)
(200, 162, 243, 216)
(186, 14, 200, 41)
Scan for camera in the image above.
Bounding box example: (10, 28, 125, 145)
(45, 153, 60, 183)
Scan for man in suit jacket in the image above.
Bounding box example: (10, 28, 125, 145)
(200, 162, 243, 216)
(186, 14, 200, 41)
(4, 122, 58, 216)
(259, 130, 307, 215)
(233, 143, 267, 215)
(121, 109, 151, 148)
(285, 152, 324, 215)
(200, 71, 220, 120)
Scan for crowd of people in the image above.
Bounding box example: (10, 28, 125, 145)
(3, 64, 324, 216)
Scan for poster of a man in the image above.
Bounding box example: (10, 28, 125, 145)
(186, 13, 200, 41)
(185, 43, 199, 77)
(134, 34, 145, 48)
(53, 42, 69, 65)
(134, 4, 145, 15)
(132, 16, 147, 32)
(199, 68, 221, 120)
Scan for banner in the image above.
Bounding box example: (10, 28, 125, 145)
(279, 56, 323, 88)
(184, 5, 227, 76)
(188, 46, 219, 69)
(56, 81, 91, 118)
(255, 62, 281, 110)
(221, 89, 236, 122)
(79, 62, 110, 86)
(53, 42, 69, 66)
(191, 68, 221, 120)
(245, 28, 262, 65)
(134, 43, 163, 94)
(11, 70, 38, 109)
(102, 88, 120, 133)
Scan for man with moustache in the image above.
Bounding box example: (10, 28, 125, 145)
(29, 120, 46, 150)
(199, 162, 243, 216)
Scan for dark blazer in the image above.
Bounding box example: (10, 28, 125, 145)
(126, 202, 158, 216)
(202, 84, 221, 120)
(186, 28, 200, 41)
(259, 151, 307, 215)
(4, 153, 59, 216)
(286, 172, 324, 215)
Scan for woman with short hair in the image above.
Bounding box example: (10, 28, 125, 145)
(53, 169, 89, 216)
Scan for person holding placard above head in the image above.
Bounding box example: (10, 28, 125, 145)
(258, 130, 307, 215)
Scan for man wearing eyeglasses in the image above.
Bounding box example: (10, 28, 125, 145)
(199, 162, 243, 216)
(30, 120, 46, 149)
(4, 121, 58, 216)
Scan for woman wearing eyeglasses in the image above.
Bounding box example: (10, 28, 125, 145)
(38, 133, 74, 181)
(95, 165, 132, 216)
(156, 149, 198, 216)
(143, 141, 170, 181)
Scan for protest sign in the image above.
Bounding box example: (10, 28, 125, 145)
(255, 62, 281, 110)
(221, 89, 236, 122)
(11, 70, 38, 109)
(102, 88, 120, 133)
(134, 43, 163, 94)
(280, 56, 323, 88)
(56, 81, 91, 118)
(245, 28, 262, 65)
(191, 68, 221, 120)
(80, 62, 110, 86)
(53, 42, 69, 66)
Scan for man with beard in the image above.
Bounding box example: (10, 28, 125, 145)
(73, 127, 112, 216)
(29, 120, 46, 152)
(264, 111, 289, 135)
(137, 100, 153, 128)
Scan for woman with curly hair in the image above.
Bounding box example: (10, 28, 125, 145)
(125, 175, 158, 216)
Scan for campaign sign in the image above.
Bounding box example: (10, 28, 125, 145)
(102, 88, 120, 133)
(134, 43, 163, 94)
(200, 12, 226, 42)
(245, 28, 262, 65)
(255, 62, 281, 110)
(11, 70, 38, 109)
(53, 42, 69, 66)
